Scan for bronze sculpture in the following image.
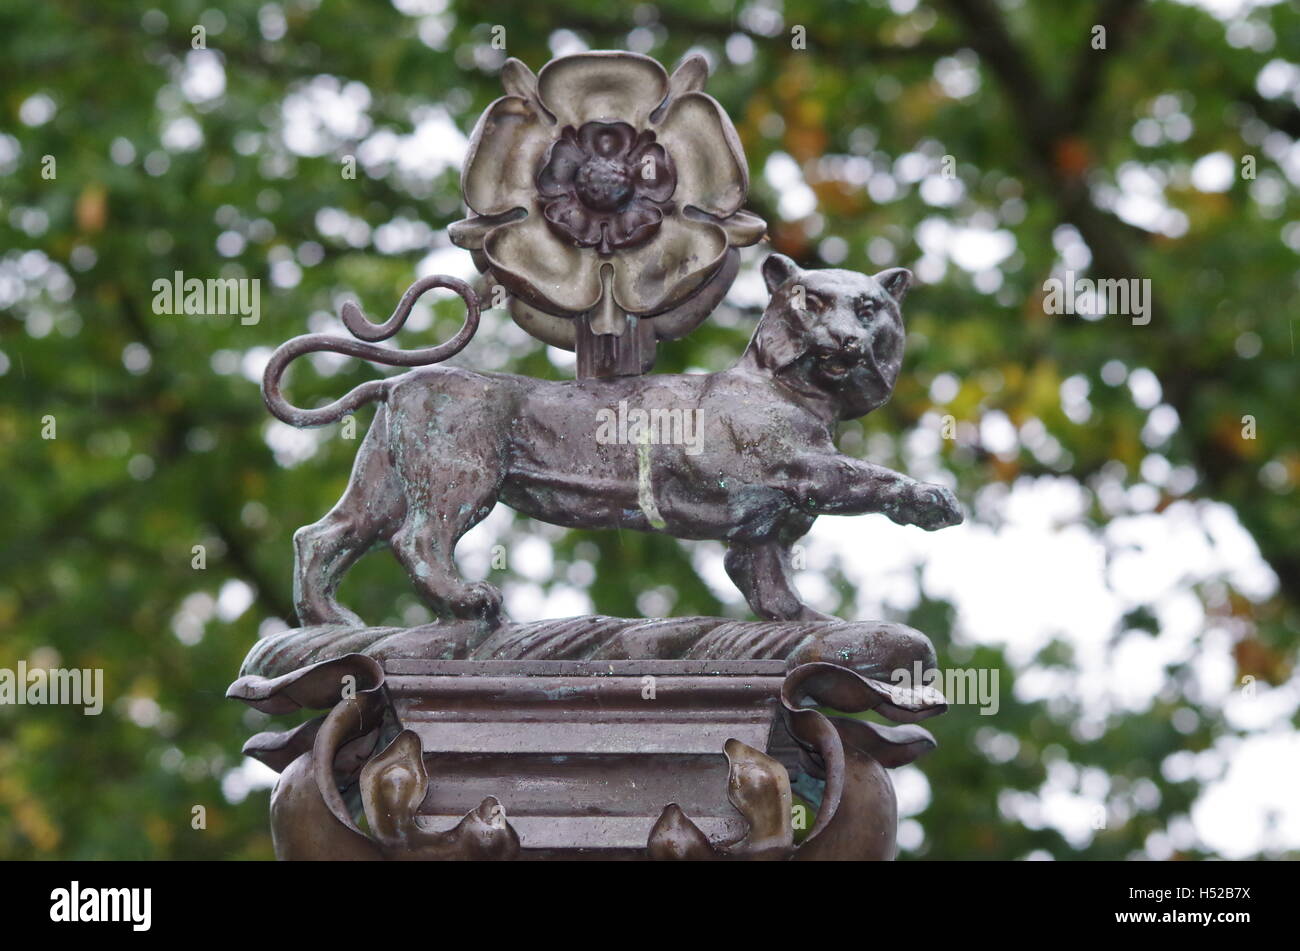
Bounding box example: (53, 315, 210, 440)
(231, 50, 962, 861)
(262, 253, 960, 627)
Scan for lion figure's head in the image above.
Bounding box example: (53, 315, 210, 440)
(744, 253, 912, 420)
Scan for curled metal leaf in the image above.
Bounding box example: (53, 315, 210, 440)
(782, 660, 947, 724)
(647, 739, 793, 860)
(781, 661, 944, 861)
(361, 730, 520, 861)
(647, 804, 717, 861)
(226, 652, 385, 716)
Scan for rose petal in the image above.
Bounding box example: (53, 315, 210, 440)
(483, 211, 603, 316)
(499, 57, 551, 121)
(711, 208, 767, 247)
(536, 130, 586, 197)
(607, 198, 663, 250)
(507, 295, 577, 350)
(629, 140, 676, 202)
(649, 247, 739, 340)
(542, 195, 604, 247)
(447, 208, 525, 251)
(462, 95, 552, 216)
(610, 213, 728, 314)
(577, 120, 636, 158)
(537, 52, 669, 129)
(653, 91, 749, 217)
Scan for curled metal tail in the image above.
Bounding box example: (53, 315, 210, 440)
(262, 275, 481, 427)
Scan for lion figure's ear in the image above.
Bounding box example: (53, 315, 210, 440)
(875, 267, 913, 303)
(753, 308, 809, 371)
(761, 253, 800, 295)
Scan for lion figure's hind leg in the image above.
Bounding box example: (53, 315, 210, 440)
(385, 387, 507, 623)
(293, 513, 372, 627)
(390, 517, 504, 623)
(292, 407, 402, 627)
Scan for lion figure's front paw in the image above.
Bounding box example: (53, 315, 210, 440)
(903, 482, 963, 531)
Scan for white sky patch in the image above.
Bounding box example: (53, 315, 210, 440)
(161, 115, 203, 152)
(764, 151, 818, 219)
(548, 29, 590, 58)
(920, 175, 965, 207)
(893, 764, 932, 817)
(281, 76, 374, 157)
(1255, 58, 1300, 101)
(1192, 731, 1300, 858)
(1095, 163, 1190, 237)
(374, 216, 434, 255)
(216, 578, 255, 622)
(263, 420, 325, 467)
(933, 53, 981, 99)
(1190, 151, 1236, 192)
(180, 49, 226, 104)
(1171, 0, 1283, 21)
(979, 410, 1018, 457)
(415, 242, 478, 282)
(241, 345, 273, 384)
(224, 757, 279, 804)
(384, 107, 467, 181)
(358, 109, 470, 181)
(171, 591, 215, 646)
(315, 207, 371, 248)
(19, 92, 56, 127)
(725, 249, 771, 310)
(915, 216, 1016, 272)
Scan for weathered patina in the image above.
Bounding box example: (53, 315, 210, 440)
(235, 49, 962, 861)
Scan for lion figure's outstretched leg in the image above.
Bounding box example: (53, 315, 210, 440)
(724, 537, 835, 622)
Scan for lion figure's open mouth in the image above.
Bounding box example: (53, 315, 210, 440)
(817, 352, 861, 382)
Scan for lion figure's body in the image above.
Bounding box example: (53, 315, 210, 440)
(289, 257, 962, 626)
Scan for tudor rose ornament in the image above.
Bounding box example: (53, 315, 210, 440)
(449, 51, 766, 378)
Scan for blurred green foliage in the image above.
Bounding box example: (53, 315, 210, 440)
(0, 0, 1296, 859)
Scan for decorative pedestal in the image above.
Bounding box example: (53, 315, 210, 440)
(229, 618, 947, 861)
(388, 659, 795, 857)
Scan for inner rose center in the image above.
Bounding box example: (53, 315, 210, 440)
(574, 157, 634, 212)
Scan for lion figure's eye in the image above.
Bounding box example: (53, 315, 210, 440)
(802, 294, 827, 314)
